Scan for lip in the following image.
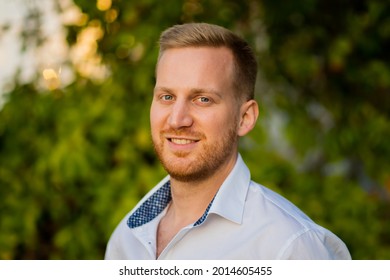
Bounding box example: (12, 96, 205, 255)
(170, 138, 197, 145)
(165, 136, 200, 151)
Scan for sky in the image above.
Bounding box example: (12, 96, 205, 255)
(0, 0, 78, 107)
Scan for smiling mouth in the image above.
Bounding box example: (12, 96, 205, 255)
(168, 138, 199, 145)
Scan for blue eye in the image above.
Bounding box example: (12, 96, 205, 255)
(161, 95, 174, 101)
(199, 97, 210, 103)
(194, 96, 213, 106)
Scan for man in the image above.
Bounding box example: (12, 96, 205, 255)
(105, 23, 351, 259)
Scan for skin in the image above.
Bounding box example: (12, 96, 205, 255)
(150, 46, 259, 258)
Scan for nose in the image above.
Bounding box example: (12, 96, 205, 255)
(168, 99, 193, 129)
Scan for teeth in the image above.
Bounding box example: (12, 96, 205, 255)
(171, 138, 195, 145)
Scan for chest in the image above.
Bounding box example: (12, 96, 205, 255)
(156, 215, 194, 258)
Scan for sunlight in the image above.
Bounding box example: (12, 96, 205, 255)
(42, 68, 60, 90)
(97, 0, 112, 11)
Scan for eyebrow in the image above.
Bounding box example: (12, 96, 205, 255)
(154, 86, 223, 99)
(191, 87, 223, 98)
(153, 86, 173, 94)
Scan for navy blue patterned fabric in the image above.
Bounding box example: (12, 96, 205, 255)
(127, 181, 172, 228)
(127, 180, 214, 228)
(193, 197, 215, 226)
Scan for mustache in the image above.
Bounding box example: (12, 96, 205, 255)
(160, 128, 205, 139)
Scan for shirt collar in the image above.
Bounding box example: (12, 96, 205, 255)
(127, 180, 172, 228)
(127, 154, 250, 228)
(208, 154, 251, 225)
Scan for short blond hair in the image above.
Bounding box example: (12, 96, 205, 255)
(158, 23, 257, 101)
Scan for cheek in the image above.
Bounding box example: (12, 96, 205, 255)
(150, 102, 164, 124)
(203, 110, 239, 135)
(150, 104, 170, 141)
(150, 105, 161, 133)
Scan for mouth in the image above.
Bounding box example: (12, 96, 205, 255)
(168, 137, 199, 145)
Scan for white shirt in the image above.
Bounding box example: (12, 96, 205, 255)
(105, 154, 351, 259)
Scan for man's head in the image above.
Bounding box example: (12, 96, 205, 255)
(151, 23, 259, 182)
(157, 23, 257, 102)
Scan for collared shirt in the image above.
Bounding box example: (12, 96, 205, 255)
(105, 154, 351, 260)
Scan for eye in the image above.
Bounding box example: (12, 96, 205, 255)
(160, 94, 174, 102)
(195, 96, 212, 105)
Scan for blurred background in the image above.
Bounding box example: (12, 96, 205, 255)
(0, 0, 389, 259)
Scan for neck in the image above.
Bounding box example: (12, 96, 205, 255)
(168, 153, 238, 225)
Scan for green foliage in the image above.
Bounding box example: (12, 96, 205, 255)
(253, 0, 390, 259)
(0, 82, 163, 259)
(0, 0, 389, 259)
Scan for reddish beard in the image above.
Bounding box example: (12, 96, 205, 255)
(152, 127, 238, 182)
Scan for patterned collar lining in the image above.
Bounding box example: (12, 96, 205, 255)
(127, 181, 214, 228)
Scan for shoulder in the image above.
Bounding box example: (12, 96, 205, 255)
(104, 211, 133, 259)
(246, 180, 316, 228)
(244, 181, 351, 259)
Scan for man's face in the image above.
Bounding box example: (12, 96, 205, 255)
(151, 47, 241, 182)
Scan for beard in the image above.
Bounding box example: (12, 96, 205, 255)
(152, 125, 238, 183)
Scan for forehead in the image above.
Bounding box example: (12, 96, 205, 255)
(158, 46, 233, 63)
(156, 46, 235, 90)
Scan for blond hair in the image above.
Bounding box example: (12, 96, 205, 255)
(158, 23, 257, 101)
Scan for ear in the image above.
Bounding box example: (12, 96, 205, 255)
(237, 99, 259, 137)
